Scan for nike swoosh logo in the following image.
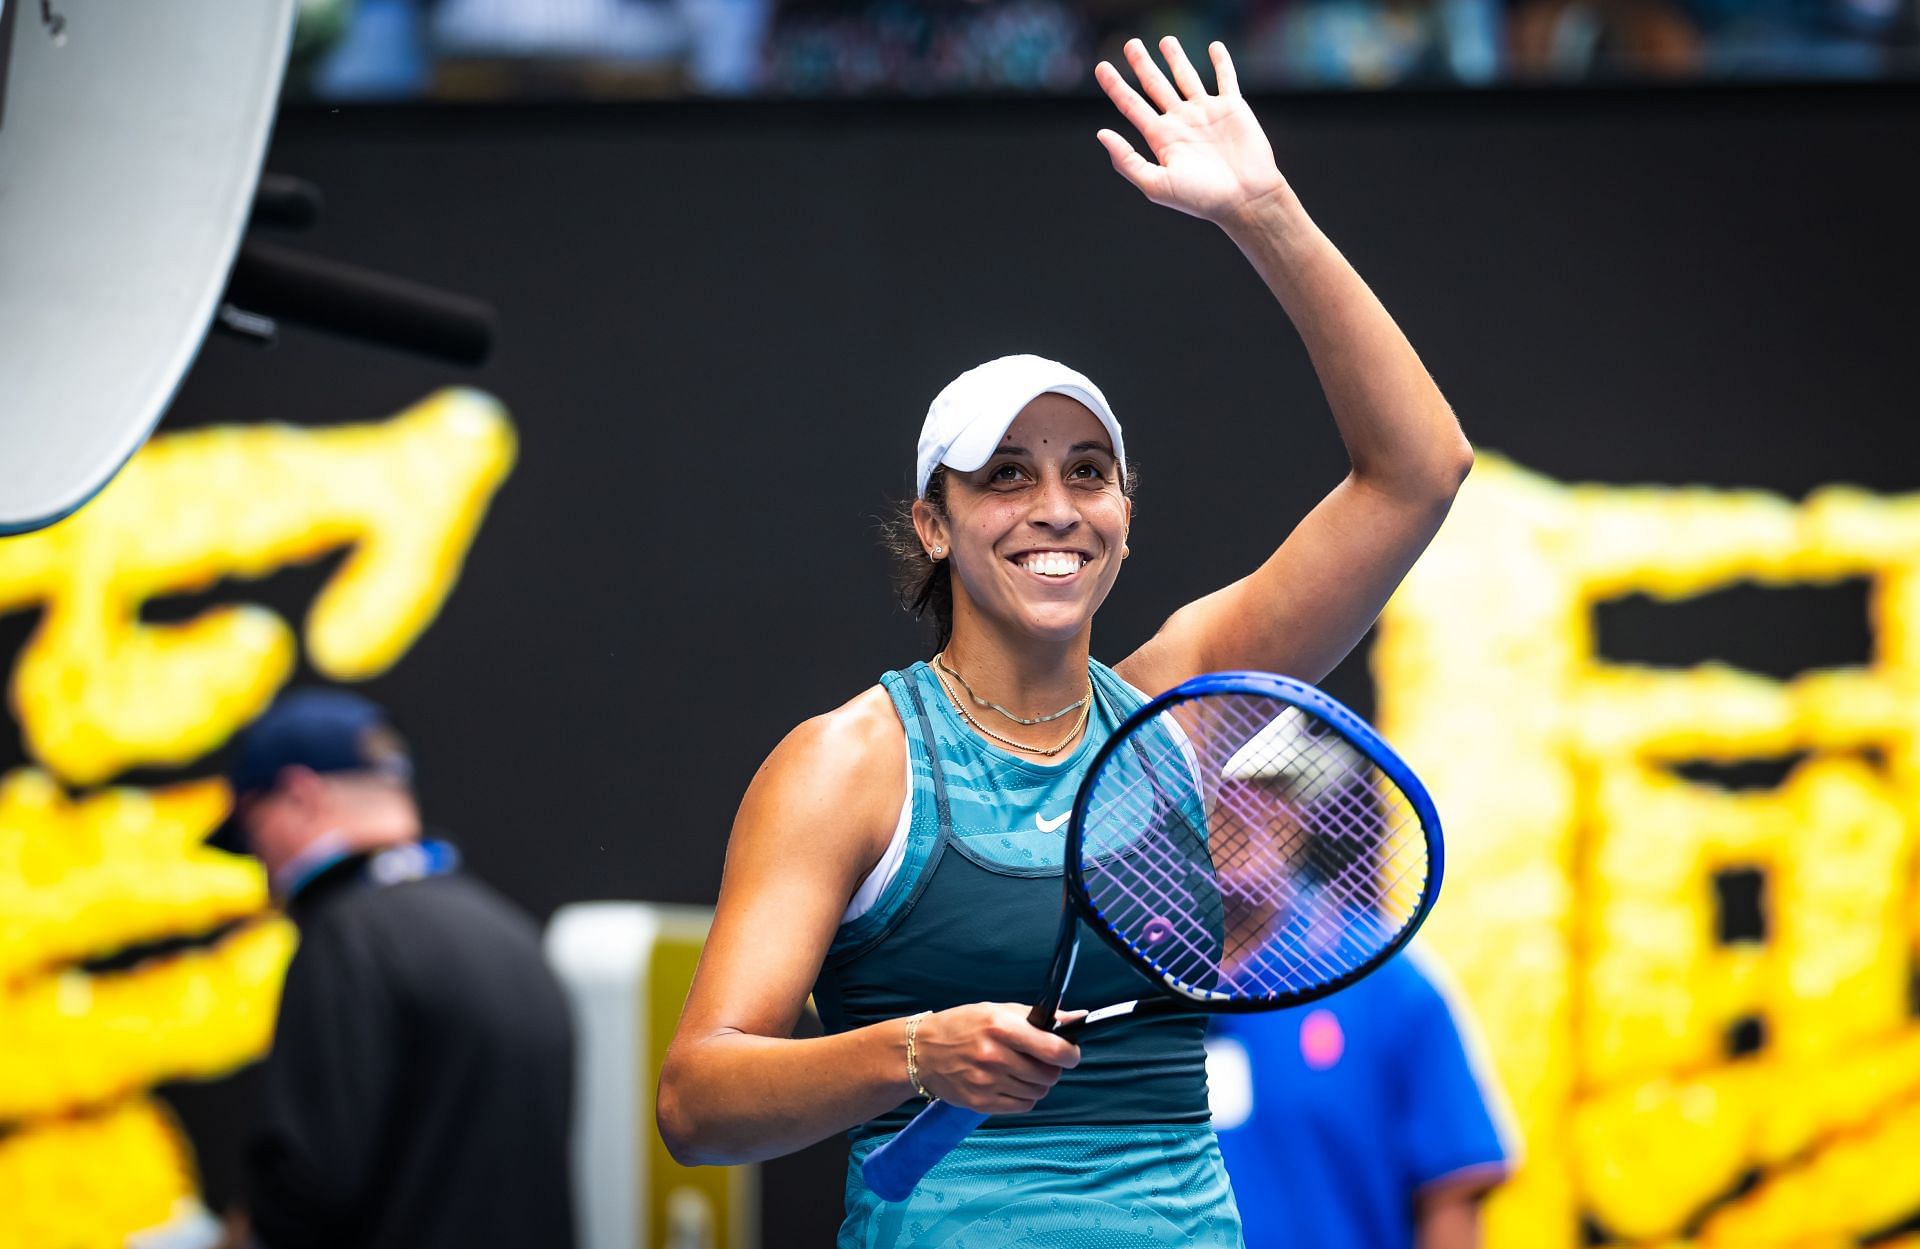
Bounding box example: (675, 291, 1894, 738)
(1035, 811, 1070, 833)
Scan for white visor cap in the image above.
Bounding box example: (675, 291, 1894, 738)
(1223, 709, 1364, 804)
(916, 354, 1125, 498)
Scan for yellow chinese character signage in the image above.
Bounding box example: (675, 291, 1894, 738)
(0, 390, 515, 1249)
(1377, 455, 1920, 1248)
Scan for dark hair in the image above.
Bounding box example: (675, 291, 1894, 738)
(881, 462, 1138, 649)
(881, 469, 958, 648)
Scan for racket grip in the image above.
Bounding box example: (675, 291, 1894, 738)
(861, 1100, 991, 1201)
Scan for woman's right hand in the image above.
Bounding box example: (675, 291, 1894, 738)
(909, 1003, 1083, 1115)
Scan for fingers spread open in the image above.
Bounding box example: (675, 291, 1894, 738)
(1209, 41, 1240, 96)
(1160, 35, 1207, 99)
(1123, 37, 1182, 114)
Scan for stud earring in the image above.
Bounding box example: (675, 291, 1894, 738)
(930, 546, 944, 558)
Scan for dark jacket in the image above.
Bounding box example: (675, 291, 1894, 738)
(247, 849, 576, 1249)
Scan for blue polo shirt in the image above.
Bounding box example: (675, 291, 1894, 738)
(1207, 949, 1513, 1249)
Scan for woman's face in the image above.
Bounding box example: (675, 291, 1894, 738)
(918, 394, 1131, 644)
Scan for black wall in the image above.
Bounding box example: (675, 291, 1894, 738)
(18, 84, 1918, 1243)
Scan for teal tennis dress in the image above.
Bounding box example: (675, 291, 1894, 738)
(812, 659, 1245, 1248)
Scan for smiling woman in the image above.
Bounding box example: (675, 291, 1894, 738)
(882, 377, 1143, 654)
(657, 33, 1473, 1249)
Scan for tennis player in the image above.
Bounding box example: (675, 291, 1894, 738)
(658, 35, 1474, 1246)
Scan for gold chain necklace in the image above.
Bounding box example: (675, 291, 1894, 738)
(931, 660, 1092, 758)
(934, 651, 1091, 726)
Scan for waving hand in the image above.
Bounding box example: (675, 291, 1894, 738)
(1097, 39, 1475, 698)
(1095, 38, 1292, 226)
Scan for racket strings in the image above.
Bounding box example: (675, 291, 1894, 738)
(1078, 693, 1432, 1001)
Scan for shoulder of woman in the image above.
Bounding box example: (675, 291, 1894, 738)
(737, 685, 906, 854)
(776, 684, 903, 777)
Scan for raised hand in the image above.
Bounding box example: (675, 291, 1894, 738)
(1095, 37, 1294, 227)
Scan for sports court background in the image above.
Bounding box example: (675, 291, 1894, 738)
(5, 79, 1920, 1247)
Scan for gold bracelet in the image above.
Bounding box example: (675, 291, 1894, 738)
(904, 1011, 933, 1100)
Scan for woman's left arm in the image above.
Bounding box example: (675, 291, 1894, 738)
(1104, 38, 1474, 693)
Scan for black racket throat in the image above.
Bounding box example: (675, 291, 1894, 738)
(1025, 896, 1194, 1041)
(1051, 994, 1192, 1041)
(1025, 901, 1080, 1029)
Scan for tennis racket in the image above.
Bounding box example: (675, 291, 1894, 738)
(861, 669, 1444, 1202)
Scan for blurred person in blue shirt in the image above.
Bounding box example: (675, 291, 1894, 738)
(1208, 947, 1514, 1249)
(1208, 711, 1513, 1249)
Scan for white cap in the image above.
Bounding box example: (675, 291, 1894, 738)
(1223, 709, 1363, 804)
(915, 354, 1125, 498)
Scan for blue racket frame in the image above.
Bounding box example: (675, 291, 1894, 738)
(861, 670, 1445, 1202)
(1066, 669, 1446, 1011)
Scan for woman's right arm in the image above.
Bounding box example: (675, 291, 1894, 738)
(656, 687, 1080, 1166)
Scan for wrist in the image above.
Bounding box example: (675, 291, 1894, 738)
(1216, 185, 1315, 251)
(902, 1011, 934, 1101)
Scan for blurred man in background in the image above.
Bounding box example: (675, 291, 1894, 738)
(214, 688, 576, 1249)
(1211, 711, 1514, 1249)
(1208, 947, 1514, 1249)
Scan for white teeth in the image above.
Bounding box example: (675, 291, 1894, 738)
(1017, 551, 1084, 577)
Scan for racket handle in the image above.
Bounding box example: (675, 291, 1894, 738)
(861, 1100, 991, 1201)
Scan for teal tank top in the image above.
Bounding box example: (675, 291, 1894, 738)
(812, 659, 1212, 1138)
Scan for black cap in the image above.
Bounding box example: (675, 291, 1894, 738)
(211, 688, 413, 854)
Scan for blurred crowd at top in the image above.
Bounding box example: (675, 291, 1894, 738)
(292, 0, 1920, 97)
